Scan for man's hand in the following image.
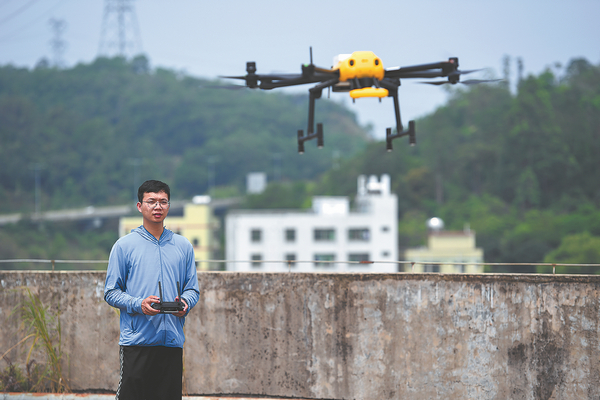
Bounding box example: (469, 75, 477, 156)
(141, 295, 161, 315)
(173, 298, 188, 317)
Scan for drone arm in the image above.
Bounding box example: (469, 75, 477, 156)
(388, 70, 454, 79)
(389, 61, 449, 73)
(385, 58, 459, 80)
(257, 71, 338, 90)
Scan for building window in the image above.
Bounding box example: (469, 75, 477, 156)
(285, 253, 296, 267)
(424, 264, 439, 273)
(251, 253, 262, 268)
(192, 238, 200, 247)
(251, 229, 262, 243)
(314, 253, 335, 267)
(381, 226, 390, 232)
(314, 228, 335, 242)
(348, 253, 370, 263)
(381, 251, 390, 258)
(285, 228, 296, 242)
(348, 228, 370, 241)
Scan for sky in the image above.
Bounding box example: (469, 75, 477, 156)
(1, 0, 599, 139)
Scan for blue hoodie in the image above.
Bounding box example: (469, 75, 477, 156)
(104, 226, 200, 348)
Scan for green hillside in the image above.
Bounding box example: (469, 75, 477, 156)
(305, 57, 600, 271)
(0, 55, 370, 212)
(246, 57, 600, 271)
(2, 55, 600, 272)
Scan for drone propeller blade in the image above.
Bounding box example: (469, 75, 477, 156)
(418, 81, 449, 85)
(221, 85, 248, 90)
(460, 78, 504, 85)
(201, 83, 248, 90)
(219, 75, 248, 80)
(418, 78, 503, 86)
(451, 69, 481, 76)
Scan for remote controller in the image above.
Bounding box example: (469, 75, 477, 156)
(151, 281, 185, 313)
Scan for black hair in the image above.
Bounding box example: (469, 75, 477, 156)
(137, 180, 170, 203)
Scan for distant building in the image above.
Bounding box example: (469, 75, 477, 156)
(119, 197, 220, 271)
(225, 175, 398, 272)
(246, 172, 267, 194)
(404, 221, 484, 273)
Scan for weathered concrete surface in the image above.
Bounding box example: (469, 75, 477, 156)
(0, 395, 302, 400)
(1, 271, 600, 399)
(0, 272, 118, 392)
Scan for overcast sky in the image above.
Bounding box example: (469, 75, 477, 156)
(1, 0, 599, 139)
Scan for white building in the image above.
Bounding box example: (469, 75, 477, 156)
(225, 175, 398, 272)
(246, 172, 267, 194)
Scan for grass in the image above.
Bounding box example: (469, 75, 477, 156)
(1, 288, 70, 393)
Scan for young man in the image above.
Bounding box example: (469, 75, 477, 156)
(104, 180, 200, 400)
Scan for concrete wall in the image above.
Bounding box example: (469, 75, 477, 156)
(1, 271, 599, 399)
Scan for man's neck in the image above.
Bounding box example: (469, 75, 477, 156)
(144, 222, 164, 240)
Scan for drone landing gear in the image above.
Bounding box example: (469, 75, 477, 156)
(380, 82, 416, 151)
(386, 121, 415, 151)
(298, 124, 323, 154)
(297, 78, 338, 154)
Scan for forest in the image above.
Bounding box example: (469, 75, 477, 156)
(1, 55, 599, 272)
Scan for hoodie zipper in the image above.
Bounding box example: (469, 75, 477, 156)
(157, 231, 167, 345)
(140, 227, 174, 346)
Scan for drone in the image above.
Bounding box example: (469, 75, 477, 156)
(222, 49, 498, 153)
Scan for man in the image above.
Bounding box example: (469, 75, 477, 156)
(104, 180, 200, 400)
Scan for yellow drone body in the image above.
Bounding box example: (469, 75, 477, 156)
(334, 51, 385, 82)
(349, 87, 389, 99)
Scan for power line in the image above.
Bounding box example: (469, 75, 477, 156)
(0, 0, 68, 43)
(0, 0, 41, 25)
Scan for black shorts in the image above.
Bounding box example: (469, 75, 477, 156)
(116, 345, 183, 400)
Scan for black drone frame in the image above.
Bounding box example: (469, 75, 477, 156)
(223, 52, 495, 153)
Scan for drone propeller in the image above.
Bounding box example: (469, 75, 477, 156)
(216, 62, 260, 88)
(419, 81, 452, 86)
(219, 75, 249, 80)
(459, 78, 504, 85)
(201, 83, 248, 90)
(444, 68, 481, 82)
(450, 68, 481, 76)
(419, 78, 503, 85)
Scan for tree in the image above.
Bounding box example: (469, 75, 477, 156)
(543, 232, 600, 274)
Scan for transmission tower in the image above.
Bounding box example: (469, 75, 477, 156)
(98, 0, 143, 58)
(49, 18, 67, 68)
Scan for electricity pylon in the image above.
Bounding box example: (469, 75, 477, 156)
(98, 0, 143, 58)
(49, 18, 67, 68)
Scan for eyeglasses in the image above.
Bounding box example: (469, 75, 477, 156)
(142, 200, 170, 208)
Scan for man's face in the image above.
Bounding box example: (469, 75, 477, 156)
(137, 191, 170, 224)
